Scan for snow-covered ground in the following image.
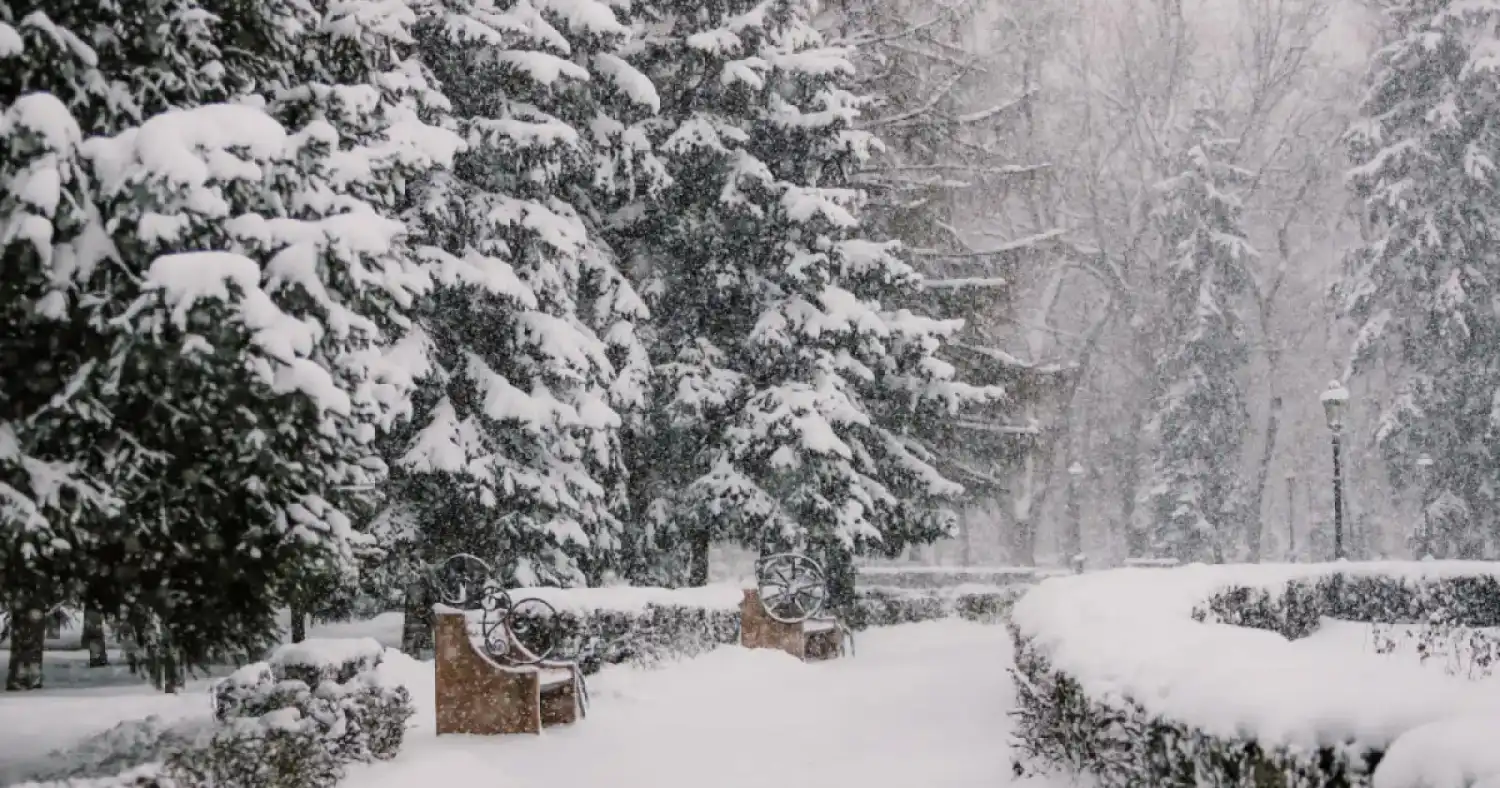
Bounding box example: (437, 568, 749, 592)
(0, 619, 1070, 788)
(355, 618, 1066, 788)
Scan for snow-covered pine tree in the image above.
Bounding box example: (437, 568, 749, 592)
(0, 0, 259, 690)
(262, 0, 464, 641)
(620, 0, 1000, 596)
(0, 10, 127, 690)
(819, 0, 1068, 566)
(1, 0, 458, 688)
(1144, 108, 1256, 564)
(1341, 0, 1500, 559)
(388, 0, 659, 602)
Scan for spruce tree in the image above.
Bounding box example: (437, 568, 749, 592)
(619, 0, 999, 595)
(1341, 0, 1500, 558)
(387, 0, 658, 602)
(1, 0, 457, 688)
(1144, 108, 1256, 563)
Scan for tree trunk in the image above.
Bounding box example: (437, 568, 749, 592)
(1010, 450, 1039, 566)
(290, 603, 307, 644)
(83, 605, 109, 668)
(958, 511, 974, 566)
(400, 577, 433, 658)
(161, 640, 182, 694)
(1012, 518, 1036, 566)
(1245, 393, 1283, 563)
(1064, 469, 1083, 563)
(1120, 412, 1148, 559)
(687, 527, 711, 587)
(5, 598, 45, 691)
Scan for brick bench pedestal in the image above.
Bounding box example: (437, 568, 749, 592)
(433, 610, 584, 735)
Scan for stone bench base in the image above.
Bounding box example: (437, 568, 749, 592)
(434, 611, 584, 735)
(739, 588, 846, 661)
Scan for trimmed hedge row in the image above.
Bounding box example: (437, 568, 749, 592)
(1010, 625, 1379, 788)
(12, 640, 412, 788)
(516, 585, 1023, 672)
(1194, 573, 1500, 635)
(1011, 570, 1500, 788)
(854, 566, 1066, 590)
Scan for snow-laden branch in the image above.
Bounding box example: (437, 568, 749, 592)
(860, 163, 1050, 177)
(833, 0, 976, 49)
(910, 228, 1065, 259)
(955, 89, 1039, 124)
(860, 67, 972, 129)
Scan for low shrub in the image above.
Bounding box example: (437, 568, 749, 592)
(266, 638, 385, 688)
(19, 641, 413, 788)
(165, 711, 340, 788)
(9, 762, 176, 788)
(212, 645, 413, 764)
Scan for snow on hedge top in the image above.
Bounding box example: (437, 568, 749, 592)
(428, 583, 746, 615)
(1010, 561, 1500, 753)
(509, 583, 747, 613)
(269, 636, 385, 670)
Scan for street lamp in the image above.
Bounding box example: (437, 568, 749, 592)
(1067, 462, 1085, 572)
(1416, 453, 1434, 559)
(1320, 380, 1350, 560)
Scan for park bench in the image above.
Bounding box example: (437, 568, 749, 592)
(739, 552, 851, 661)
(431, 555, 585, 736)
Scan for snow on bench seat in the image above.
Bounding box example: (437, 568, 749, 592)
(1010, 561, 1500, 771)
(804, 619, 839, 633)
(535, 666, 575, 687)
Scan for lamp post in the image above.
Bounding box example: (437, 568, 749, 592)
(1416, 453, 1434, 559)
(1067, 462, 1085, 572)
(1320, 380, 1350, 560)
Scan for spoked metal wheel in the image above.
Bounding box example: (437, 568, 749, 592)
(479, 609, 514, 662)
(757, 553, 828, 623)
(432, 553, 495, 610)
(504, 597, 560, 664)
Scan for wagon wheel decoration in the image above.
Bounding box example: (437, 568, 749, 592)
(757, 552, 828, 624)
(432, 553, 495, 610)
(506, 598, 561, 663)
(480, 596, 560, 665)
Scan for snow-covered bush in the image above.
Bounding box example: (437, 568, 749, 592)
(212, 641, 413, 763)
(28, 642, 412, 788)
(15, 711, 338, 788)
(1368, 621, 1500, 680)
(1009, 562, 1500, 788)
(12, 717, 201, 785)
(9, 763, 177, 788)
(164, 712, 340, 788)
(855, 566, 1069, 590)
(267, 638, 387, 689)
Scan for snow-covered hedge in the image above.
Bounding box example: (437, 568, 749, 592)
(497, 583, 1020, 670)
(855, 566, 1070, 590)
(264, 637, 386, 689)
(9, 711, 338, 788)
(18, 642, 414, 788)
(1009, 562, 1500, 788)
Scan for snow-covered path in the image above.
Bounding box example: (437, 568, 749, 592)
(353, 618, 1065, 788)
